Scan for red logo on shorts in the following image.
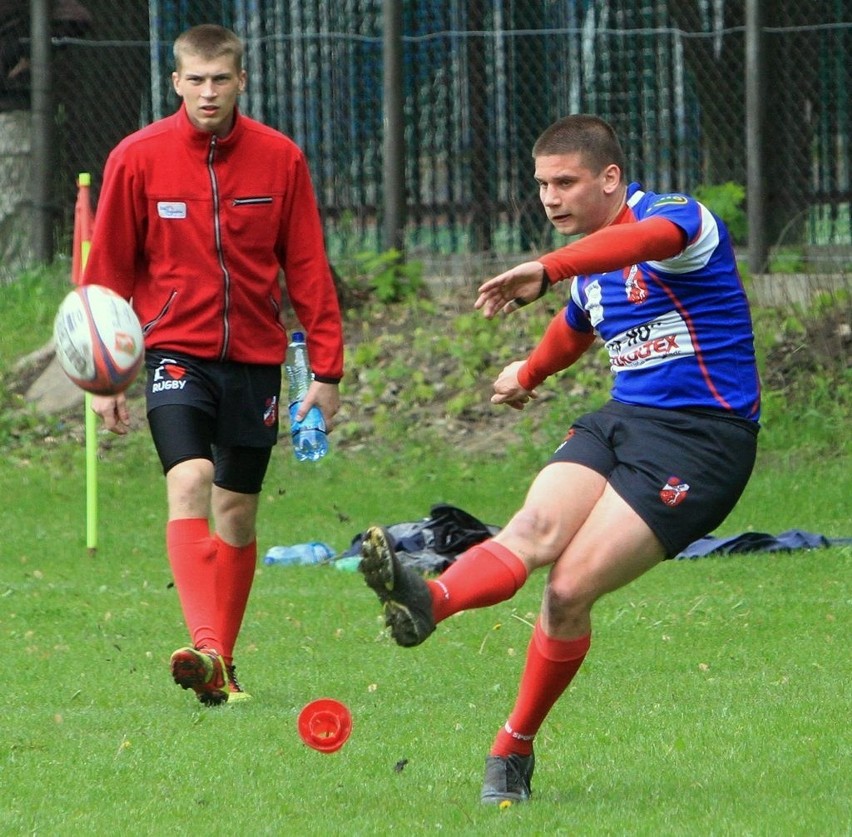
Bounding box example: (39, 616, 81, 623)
(153, 358, 186, 381)
(553, 427, 576, 456)
(660, 476, 690, 507)
(263, 396, 278, 427)
(151, 358, 187, 393)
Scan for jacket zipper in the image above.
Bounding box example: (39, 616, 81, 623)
(208, 136, 231, 361)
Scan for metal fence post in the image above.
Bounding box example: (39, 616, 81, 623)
(382, 0, 405, 253)
(745, 0, 768, 274)
(29, 0, 54, 264)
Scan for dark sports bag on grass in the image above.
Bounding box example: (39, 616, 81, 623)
(341, 503, 501, 573)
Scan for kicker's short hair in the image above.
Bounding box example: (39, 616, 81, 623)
(532, 114, 626, 175)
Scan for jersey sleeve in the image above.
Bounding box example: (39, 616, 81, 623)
(517, 310, 597, 390)
(641, 193, 705, 244)
(644, 197, 722, 275)
(538, 216, 686, 283)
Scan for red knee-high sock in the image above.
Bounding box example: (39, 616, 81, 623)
(213, 535, 257, 666)
(166, 518, 221, 653)
(490, 619, 591, 757)
(427, 540, 528, 623)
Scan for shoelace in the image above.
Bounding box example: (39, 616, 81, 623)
(226, 664, 243, 692)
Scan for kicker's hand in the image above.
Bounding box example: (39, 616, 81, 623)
(475, 261, 549, 319)
(490, 360, 539, 411)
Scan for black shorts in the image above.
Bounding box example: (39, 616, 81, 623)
(144, 349, 281, 494)
(549, 400, 759, 558)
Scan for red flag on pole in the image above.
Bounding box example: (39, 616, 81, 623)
(72, 172, 94, 285)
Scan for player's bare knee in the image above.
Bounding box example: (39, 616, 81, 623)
(216, 509, 257, 547)
(505, 505, 563, 561)
(543, 575, 595, 625)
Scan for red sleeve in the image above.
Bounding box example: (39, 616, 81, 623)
(538, 217, 686, 283)
(277, 152, 344, 381)
(517, 313, 596, 390)
(82, 148, 143, 300)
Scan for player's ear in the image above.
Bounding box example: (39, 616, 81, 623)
(171, 71, 181, 96)
(602, 163, 622, 194)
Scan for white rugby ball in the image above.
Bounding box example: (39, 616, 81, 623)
(53, 285, 144, 395)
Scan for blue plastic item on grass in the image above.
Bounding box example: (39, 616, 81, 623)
(263, 542, 336, 566)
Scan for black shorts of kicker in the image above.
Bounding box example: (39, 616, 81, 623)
(144, 349, 281, 494)
(548, 400, 759, 558)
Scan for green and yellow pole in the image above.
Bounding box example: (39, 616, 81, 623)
(75, 173, 98, 555)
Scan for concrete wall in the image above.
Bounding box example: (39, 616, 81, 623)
(0, 110, 32, 282)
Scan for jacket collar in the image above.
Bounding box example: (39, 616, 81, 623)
(174, 102, 245, 149)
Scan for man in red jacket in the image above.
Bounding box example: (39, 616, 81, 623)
(83, 24, 344, 705)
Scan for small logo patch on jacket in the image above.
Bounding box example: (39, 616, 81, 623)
(157, 201, 187, 219)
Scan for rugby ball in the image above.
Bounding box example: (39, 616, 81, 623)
(53, 285, 144, 395)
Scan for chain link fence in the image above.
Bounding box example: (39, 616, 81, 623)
(0, 1, 849, 282)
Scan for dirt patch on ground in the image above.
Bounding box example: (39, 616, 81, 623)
(761, 315, 851, 392)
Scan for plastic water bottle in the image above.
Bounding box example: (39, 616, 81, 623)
(263, 542, 336, 566)
(285, 331, 328, 462)
(333, 555, 362, 572)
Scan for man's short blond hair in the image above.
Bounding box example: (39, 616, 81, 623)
(173, 24, 244, 72)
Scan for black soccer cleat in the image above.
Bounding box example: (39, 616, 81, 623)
(480, 752, 535, 805)
(359, 525, 436, 647)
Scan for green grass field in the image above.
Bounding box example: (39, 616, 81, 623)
(3, 431, 850, 835)
(2, 264, 850, 834)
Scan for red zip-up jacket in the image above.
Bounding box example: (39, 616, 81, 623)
(83, 104, 344, 381)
